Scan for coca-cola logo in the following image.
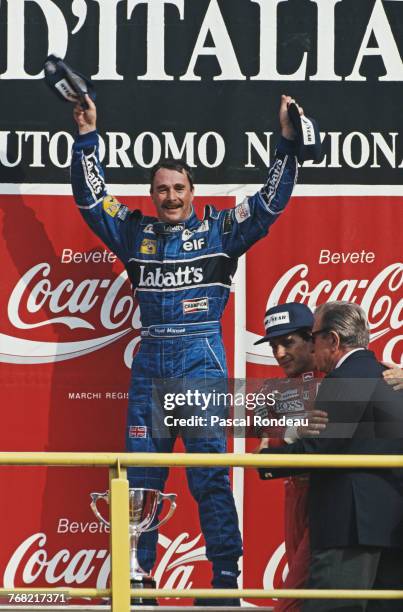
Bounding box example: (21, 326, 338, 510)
(1, 262, 141, 367)
(263, 542, 288, 591)
(248, 262, 403, 364)
(3, 531, 207, 593)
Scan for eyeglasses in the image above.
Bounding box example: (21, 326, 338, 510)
(311, 327, 332, 342)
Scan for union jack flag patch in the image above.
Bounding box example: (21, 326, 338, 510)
(129, 425, 148, 438)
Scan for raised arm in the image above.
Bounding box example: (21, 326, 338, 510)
(70, 95, 139, 263)
(220, 95, 301, 258)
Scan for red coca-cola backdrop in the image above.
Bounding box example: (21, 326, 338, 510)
(1, 190, 401, 606)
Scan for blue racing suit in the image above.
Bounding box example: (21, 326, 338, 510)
(71, 130, 298, 572)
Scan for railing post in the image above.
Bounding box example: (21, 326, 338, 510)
(109, 463, 130, 612)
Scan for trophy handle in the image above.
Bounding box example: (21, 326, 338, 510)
(90, 492, 110, 528)
(146, 492, 177, 532)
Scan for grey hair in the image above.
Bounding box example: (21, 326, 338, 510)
(315, 301, 370, 349)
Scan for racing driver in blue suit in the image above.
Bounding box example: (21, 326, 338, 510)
(71, 94, 301, 606)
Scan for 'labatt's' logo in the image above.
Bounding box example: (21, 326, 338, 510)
(83, 152, 104, 200)
(249, 262, 403, 365)
(3, 531, 207, 593)
(138, 265, 203, 288)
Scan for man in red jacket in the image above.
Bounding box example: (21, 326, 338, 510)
(254, 302, 327, 612)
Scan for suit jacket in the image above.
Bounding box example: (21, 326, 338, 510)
(260, 349, 403, 550)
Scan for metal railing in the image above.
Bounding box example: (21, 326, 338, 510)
(0, 451, 402, 611)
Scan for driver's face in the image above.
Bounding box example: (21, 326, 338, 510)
(269, 333, 314, 377)
(151, 168, 194, 223)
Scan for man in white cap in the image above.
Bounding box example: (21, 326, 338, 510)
(254, 302, 327, 612)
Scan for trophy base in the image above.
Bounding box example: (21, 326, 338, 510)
(130, 577, 158, 606)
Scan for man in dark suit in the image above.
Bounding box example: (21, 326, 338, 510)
(258, 301, 403, 611)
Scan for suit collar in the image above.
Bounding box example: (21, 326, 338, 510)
(327, 349, 375, 377)
(335, 348, 365, 369)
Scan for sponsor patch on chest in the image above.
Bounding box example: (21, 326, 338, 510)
(196, 220, 209, 233)
(140, 238, 157, 255)
(182, 237, 206, 252)
(182, 297, 209, 314)
(139, 264, 204, 288)
(274, 388, 304, 414)
(182, 228, 193, 241)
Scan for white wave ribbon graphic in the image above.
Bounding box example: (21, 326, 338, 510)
(0, 329, 133, 364)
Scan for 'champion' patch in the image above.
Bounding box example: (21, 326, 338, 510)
(183, 298, 209, 314)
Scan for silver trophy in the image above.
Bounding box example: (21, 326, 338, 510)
(90, 488, 176, 596)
